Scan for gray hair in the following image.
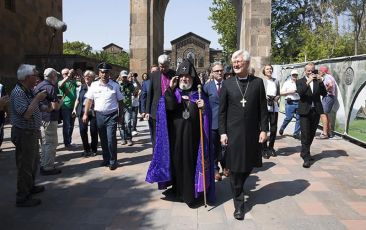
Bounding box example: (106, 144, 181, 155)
(84, 70, 95, 78)
(158, 54, 170, 65)
(231, 49, 251, 62)
(17, 64, 37, 81)
(211, 61, 223, 70)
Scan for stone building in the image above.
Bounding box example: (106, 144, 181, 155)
(103, 43, 127, 55)
(166, 32, 223, 73)
(0, 0, 63, 85)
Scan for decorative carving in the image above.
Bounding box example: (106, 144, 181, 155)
(344, 67, 354, 85)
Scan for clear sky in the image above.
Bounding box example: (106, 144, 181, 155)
(63, 0, 222, 52)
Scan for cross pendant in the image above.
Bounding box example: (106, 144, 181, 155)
(240, 98, 247, 107)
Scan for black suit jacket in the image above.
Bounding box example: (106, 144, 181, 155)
(146, 69, 176, 119)
(296, 76, 327, 115)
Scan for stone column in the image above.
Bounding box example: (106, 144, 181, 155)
(233, 0, 271, 74)
(130, 0, 169, 76)
(130, 0, 150, 76)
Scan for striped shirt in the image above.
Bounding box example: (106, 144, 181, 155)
(10, 84, 42, 130)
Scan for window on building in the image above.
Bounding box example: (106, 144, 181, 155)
(199, 57, 204, 67)
(5, 0, 15, 11)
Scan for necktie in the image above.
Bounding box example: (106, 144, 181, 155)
(217, 82, 221, 94)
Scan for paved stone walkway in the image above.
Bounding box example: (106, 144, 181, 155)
(0, 115, 366, 230)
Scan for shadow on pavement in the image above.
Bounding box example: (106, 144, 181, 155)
(246, 176, 310, 212)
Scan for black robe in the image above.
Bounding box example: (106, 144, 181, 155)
(218, 75, 268, 173)
(164, 87, 201, 205)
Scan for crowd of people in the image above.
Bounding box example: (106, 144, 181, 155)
(4, 49, 337, 221)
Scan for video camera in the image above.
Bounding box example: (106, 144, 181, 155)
(267, 95, 276, 106)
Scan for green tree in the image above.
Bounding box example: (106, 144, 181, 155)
(63, 41, 93, 56)
(63, 41, 129, 68)
(208, 0, 237, 61)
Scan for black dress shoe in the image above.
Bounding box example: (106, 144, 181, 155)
(16, 198, 41, 207)
(233, 209, 245, 220)
(262, 149, 270, 159)
(109, 163, 118, 170)
(303, 160, 311, 168)
(269, 148, 277, 157)
(30, 185, 45, 194)
(100, 161, 109, 167)
(279, 129, 284, 135)
(40, 168, 62, 176)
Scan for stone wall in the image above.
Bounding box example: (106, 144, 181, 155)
(273, 55, 366, 143)
(0, 0, 63, 81)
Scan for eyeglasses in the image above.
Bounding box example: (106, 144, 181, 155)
(213, 70, 223, 73)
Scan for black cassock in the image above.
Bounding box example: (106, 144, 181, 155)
(165, 87, 200, 205)
(219, 75, 268, 173)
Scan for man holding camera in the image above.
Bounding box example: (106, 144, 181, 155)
(34, 68, 63, 175)
(296, 63, 327, 168)
(59, 68, 78, 148)
(279, 70, 301, 139)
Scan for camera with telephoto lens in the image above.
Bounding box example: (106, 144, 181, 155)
(267, 95, 276, 106)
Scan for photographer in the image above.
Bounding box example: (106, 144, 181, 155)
(34, 68, 63, 175)
(296, 62, 327, 168)
(262, 64, 280, 158)
(279, 70, 301, 139)
(59, 68, 78, 148)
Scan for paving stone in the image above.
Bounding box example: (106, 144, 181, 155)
(0, 115, 365, 229)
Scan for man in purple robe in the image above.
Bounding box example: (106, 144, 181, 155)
(146, 59, 215, 207)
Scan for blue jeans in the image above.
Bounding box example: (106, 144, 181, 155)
(61, 107, 75, 146)
(119, 107, 133, 141)
(96, 111, 118, 165)
(280, 102, 300, 135)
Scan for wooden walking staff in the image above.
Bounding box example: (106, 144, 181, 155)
(197, 85, 207, 208)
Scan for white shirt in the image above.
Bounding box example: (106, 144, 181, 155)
(266, 79, 279, 112)
(281, 79, 300, 100)
(305, 76, 315, 107)
(214, 79, 222, 91)
(132, 81, 140, 107)
(85, 80, 124, 114)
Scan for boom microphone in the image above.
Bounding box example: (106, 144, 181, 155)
(46, 16, 67, 32)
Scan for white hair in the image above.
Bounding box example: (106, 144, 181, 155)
(17, 64, 37, 81)
(231, 49, 251, 62)
(158, 54, 170, 65)
(84, 70, 95, 78)
(61, 68, 69, 75)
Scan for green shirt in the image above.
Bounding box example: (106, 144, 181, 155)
(58, 80, 77, 109)
(120, 82, 135, 108)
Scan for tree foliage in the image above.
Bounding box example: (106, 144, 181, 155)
(63, 41, 129, 68)
(209, 0, 366, 64)
(208, 0, 237, 61)
(271, 0, 366, 63)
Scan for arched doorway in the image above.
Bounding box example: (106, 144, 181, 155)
(129, 0, 271, 75)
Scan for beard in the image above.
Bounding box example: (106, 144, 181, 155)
(179, 82, 192, 90)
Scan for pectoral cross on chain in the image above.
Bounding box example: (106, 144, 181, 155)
(240, 98, 247, 107)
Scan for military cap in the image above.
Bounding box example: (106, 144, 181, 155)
(97, 62, 112, 72)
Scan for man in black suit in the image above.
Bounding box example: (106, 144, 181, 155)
(296, 62, 327, 168)
(145, 54, 176, 147)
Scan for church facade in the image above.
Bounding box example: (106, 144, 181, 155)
(165, 32, 223, 73)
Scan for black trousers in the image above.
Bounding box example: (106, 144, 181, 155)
(263, 112, 278, 149)
(211, 129, 225, 170)
(11, 127, 39, 201)
(300, 109, 320, 161)
(78, 116, 98, 153)
(230, 171, 251, 211)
